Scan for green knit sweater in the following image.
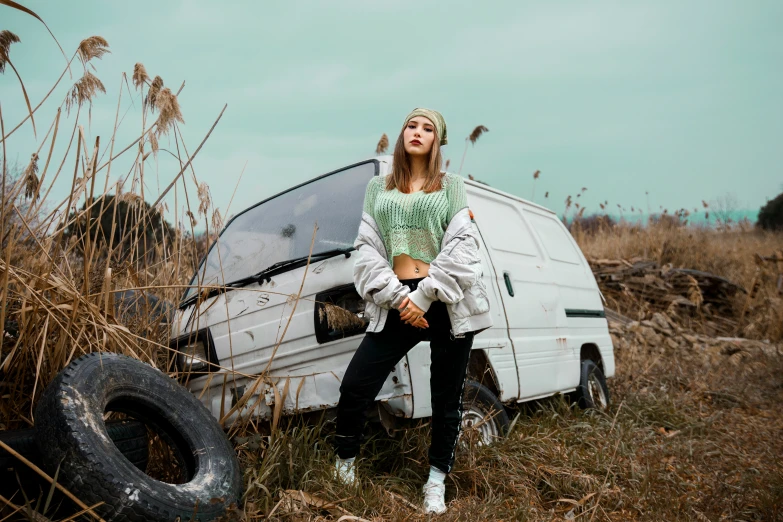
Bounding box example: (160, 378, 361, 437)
(362, 173, 468, 265)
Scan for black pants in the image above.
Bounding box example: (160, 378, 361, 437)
(335, 277, 474, 474)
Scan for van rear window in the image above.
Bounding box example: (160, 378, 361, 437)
(524, 212, 583, 266)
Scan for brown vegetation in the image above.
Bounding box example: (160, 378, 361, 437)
(1, 13, 781, 521)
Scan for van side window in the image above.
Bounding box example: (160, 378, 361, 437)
(524, 211, 583, 266)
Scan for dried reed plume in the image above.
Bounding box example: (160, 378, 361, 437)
(153, 87, 184, 137)
(458, 125, 489, 174)
(117, 191, 142, 204)
(77, 36, 110, 64)
(0, 30, 21, 73)
(375, 133, 388, 155)
(23, 152, 39, 200)
(149, 133, 159, 157)
(132, 62, 149, 89)
(211, 209, 224, 232)
(468, 125, 489, 144)
(531, 170, 541, 201)
(65, 71, 106, 114)
(1, 30, 36, 136)
(147, 75, 164, 109)
(197, 182, 212, 216)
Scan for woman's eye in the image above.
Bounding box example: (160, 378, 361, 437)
(425, 128, 433, 132)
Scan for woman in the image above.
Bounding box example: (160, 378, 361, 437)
(334, 108, 493, 514)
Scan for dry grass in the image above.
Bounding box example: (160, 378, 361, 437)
(0, 30, 210, 434)
(229, 325, 782, 521)
(0, 17, 781, 522)
(574, 221, 783, 342)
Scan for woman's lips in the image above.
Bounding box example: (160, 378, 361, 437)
(410, 140, 421, 145)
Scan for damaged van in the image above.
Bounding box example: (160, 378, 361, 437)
(169, 156, 615, 441)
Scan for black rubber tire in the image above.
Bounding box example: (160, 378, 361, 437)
(461, 379, 510, 443)
(573, 359, 611, 411)
(34, 352, 242, 522)
(1, 420, 149, 473)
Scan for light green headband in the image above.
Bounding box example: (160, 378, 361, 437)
(404, 107, 448, 146)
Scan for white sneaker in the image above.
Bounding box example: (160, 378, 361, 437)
(422, 481, 447, 514)
(334, 457, 358, 486)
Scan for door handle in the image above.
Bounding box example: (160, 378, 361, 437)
(503, 271, 514, 297)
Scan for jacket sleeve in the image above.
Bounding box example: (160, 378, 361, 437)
(406, 209, 483, 311)
(353, 215, 411, 310)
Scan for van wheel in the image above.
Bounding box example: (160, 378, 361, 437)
(34, 352, 242, 522)
(460, 380, 510, 445)
(574, 359, 610, 411)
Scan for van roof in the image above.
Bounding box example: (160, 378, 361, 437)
(374, 154, 556, 216)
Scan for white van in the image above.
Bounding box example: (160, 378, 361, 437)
(169, 156, 615, 440)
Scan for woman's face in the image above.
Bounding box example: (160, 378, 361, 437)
(403, 116, 436, 157)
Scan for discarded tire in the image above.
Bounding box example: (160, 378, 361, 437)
(0, 420, 149, 473)
(35, 352, 242, 522)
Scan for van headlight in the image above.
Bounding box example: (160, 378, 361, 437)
(178, 339, 208, 371)
(170, 328, 218, 375)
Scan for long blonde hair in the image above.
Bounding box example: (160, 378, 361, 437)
(386, 122, 445, 194)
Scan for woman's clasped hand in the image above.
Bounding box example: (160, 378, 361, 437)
(398, 296, 428, 329)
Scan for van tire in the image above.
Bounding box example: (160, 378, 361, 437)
(34, 352, 242, 522)
(573, 359, 610, 411)
(0, 420, 149, 472)
(461, 380, 510, 444)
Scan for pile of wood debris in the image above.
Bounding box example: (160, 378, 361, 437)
(608, 310, 780, 372)
(589, 257, 747, 337)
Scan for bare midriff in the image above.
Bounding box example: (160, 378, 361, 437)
(393, 253, 430, 280)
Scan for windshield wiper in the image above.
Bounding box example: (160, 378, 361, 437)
(249, 247, 354, 283)
(178, 247, 354, 309)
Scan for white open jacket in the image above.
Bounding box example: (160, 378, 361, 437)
(352, 203, 494, 337)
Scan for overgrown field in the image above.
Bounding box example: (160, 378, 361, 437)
(1, 18, 782, 522)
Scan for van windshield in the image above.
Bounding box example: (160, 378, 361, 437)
(183, 161, 377, 300)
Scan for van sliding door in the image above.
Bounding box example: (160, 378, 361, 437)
(467, 190, 564, 401)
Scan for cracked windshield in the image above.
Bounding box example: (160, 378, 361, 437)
(185, 161, 376, 299)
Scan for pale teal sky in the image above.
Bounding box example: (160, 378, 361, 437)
(1, 1, 781, 230)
